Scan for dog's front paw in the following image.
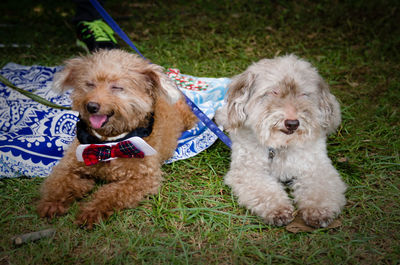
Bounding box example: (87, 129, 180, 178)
(75, 206, 113, 229)
(37, 201, 68, 218)
(263, 206, 294, 226)
(301, 208, 335, 228)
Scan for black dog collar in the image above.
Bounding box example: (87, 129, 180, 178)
(76, 113, 154, 144)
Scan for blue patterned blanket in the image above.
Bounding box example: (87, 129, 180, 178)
(0, 63, 230, 178)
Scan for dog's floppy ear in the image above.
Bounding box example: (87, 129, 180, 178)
(224, 70, 256, 129)
(52, 57, 84, 93)
(141, 64, 181, 104)
(318, 79, 341, 134)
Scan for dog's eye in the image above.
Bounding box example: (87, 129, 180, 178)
(271, 90, 279, 96)
(300, 92, 310, 97)
(86, 82, 95, 88)
(111, 86, 124, 92)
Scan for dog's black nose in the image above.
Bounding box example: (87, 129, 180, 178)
(86, 102, 100, 114)
(284, 119, 299, 131)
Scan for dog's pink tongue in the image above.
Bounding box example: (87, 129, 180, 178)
(89, 115, 107, 129)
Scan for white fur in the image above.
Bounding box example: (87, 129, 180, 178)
(159, 74, 181, 104)
(216, 55, 346, 227)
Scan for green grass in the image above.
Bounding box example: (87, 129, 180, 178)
(1, 0, 399, 264)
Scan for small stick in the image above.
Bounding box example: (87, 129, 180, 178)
(12, 228, 56, 245)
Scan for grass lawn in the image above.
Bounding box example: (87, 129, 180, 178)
(1, 0, 399, 264)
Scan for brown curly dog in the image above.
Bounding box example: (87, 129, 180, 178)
(37, 49, 197, 228)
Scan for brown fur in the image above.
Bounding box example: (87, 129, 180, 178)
(37, 50, 197, 228)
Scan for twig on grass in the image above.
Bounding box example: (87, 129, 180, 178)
(12, 228, 56, 246)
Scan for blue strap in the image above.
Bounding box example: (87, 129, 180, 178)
(89, 0, 232, 149)
(89, 0, 145, 59)
(184, 97, 232, 148)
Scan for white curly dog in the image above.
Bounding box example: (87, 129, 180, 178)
(216, 55, 346, 227)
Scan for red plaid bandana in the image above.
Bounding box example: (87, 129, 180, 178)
(82, 140, 145, 166)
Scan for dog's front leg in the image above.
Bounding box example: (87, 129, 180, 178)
(292, 163, 347, 228)
(37, 167, 95, 218)
(75, 169, 161, 229)
(37, 140, 96, 218)
(225, 169, 294, 226)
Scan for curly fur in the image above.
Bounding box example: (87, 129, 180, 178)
(37, 50, 197, 228)
(216, 55, 346, 227)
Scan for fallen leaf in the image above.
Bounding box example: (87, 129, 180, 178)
(265, 26, 276, 32)
(346, 80, 359, 87)
(286, 215, 342, 233)
(307, 32, 318, 39)
(286, 215, 315, 233)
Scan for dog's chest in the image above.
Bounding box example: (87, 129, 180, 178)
(267, 148, 302, 183)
